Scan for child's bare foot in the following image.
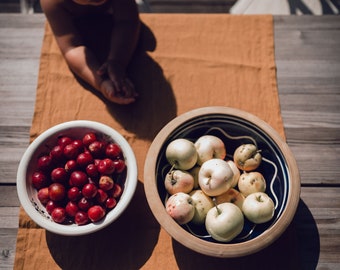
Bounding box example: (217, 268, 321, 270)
(99, 79, 137, 104)
(97, 61, 138, 104)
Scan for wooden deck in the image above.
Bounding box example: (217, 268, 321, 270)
(0, 13, 339, 269)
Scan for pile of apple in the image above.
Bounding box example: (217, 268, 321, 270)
(164, 135, 275, 243)
(30, 132, 126, 225)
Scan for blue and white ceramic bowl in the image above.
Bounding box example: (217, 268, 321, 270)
(144, 106, 300, 257)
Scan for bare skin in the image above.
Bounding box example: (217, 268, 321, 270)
(40, 0, 140, 104)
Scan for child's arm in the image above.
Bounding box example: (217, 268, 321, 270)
(98, 0, 141, 100)
(40, 0, 137, 104)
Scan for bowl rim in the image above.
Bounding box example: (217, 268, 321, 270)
(17, 120, 138, 236)
(144, 106, 301, 257)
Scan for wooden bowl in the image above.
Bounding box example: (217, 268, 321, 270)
(144, 106, 300, 257)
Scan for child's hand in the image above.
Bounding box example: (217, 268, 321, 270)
(97, 60, 138, 104)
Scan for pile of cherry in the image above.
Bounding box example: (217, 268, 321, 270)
(31, 132, 126, 225)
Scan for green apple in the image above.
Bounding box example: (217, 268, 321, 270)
(205, 202, 244, 242)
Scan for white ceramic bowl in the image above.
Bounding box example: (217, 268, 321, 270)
(17, 120, 138, 236)
(144, 107, 300, 257)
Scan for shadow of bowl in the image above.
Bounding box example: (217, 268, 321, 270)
(46, 181, 160, 270)
(171, 198, 320, 270)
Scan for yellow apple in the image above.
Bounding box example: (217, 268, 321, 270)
(238, 171, 266, 197)
(198, 159, 236, 196)
(189, 189, 214, 225)
(166, 138, 198, 170)
(194, 135, 226, 165)
(233, 144, 262, 171)
(205, 202, 244, 242)
(166, 192, 195, 225)
(242, 192, 275, 224)
(164, 169, 194, 195)
(215, 188, 245, 210)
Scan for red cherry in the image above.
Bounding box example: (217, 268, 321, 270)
(95, 189, 108, 204)
(48, 183, 66, 201)
(37, 187, 50, 205)
(105, 143, 122, 159)
(32, 171, 49, 189)
(99, 175, 114, 191)
(58, 136, 73, 148)
(88, 141, 105, 158)
(111, 184, 123, 198)
(78, 197, 93, 211)
(45, 200, 59, 215)
(51, 167, 68, 183)
(50, 145, 64, 163)
(97, 158, 115, 175)
(106, 197, 117, 209)
(65, 159, 78, 173)
(75, 211, 89, 225)
(69, 171, 88, 187)
(72, 139, 84, 151)
(67, 186, 82, 201)
(65, 201, 79, 217)
(37, 155, 53, 172)
(113, 159, 126, 174)
(51, 207, 66, 223)
(86, 163, 99, 178)
(88, 205, 105, 222)
(82, 132, 97, 146)
(63, 143, 80, 160)
(76, 152, 93, 168)
(82, 183, 98, 199)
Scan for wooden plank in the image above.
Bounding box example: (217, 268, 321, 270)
(0, 186, 20, 206)
(288, 144, 340, 185)
(297, 187, 340, 268)
(0, 14, 45, 184)
(274, 15, 340, 30)
(0, 229, 18, 270)
(274, 15, 340, 186)
(0, 207, 19, 229)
